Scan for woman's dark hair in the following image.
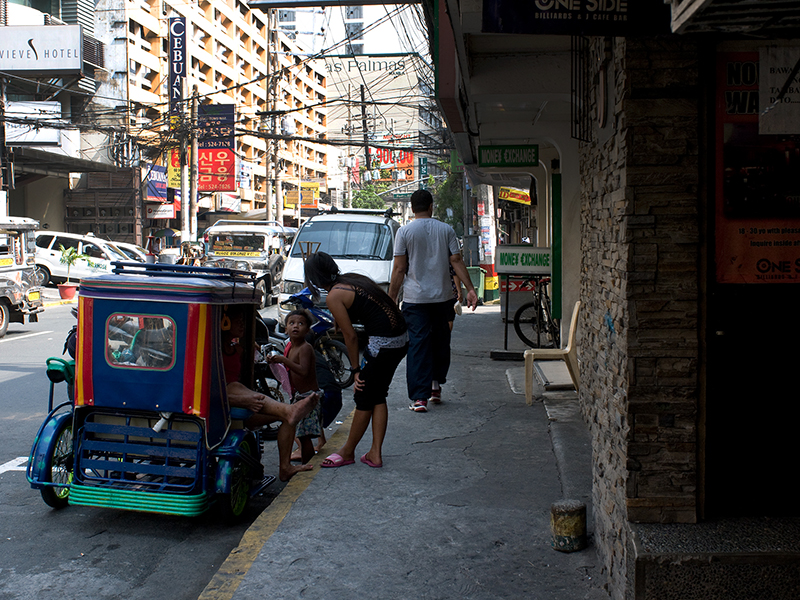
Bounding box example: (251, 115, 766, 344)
(304, 251, 393, 306)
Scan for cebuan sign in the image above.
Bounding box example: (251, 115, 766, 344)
(495, 246, 551, 275)
(169, 17, 186, 117)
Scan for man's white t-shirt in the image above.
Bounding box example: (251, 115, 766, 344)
(394, 217, 460, 304)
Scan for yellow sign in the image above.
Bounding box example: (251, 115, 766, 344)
(284, 190, 315, 206)
(27, 291, 40, 301)
(498, 187, 531, 206)
(168, 148, 181, 188)
(214, 251, 260, 257)
(0, 258, 13, 267)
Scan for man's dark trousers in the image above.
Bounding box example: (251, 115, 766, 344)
(402, 300, 452, 402)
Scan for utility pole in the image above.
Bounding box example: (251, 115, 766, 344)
(273, 10, 283, 225)
(180, 90, 189, 243)
(264, 8, 273, 222)
(345, 83, 352, 208)
(361, 84, 370, 184)
(0, 77, 8, 217)
(190, 87, 198, 241)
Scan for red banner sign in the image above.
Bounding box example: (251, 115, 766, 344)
(198, 148, 236, 192)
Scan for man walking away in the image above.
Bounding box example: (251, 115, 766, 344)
(388, 189, 478, 413)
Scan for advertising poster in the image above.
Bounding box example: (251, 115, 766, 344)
(716, 51, 800, 284)
(145, 164, 168, 203)
(498, 187, 531, 205)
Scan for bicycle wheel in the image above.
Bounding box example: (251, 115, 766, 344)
(319, 339, 354, 388)
(40, 420, 73, 509)
(513, 301, 557, 348)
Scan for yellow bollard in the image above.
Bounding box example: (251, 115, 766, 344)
(550, 499, 587, 552)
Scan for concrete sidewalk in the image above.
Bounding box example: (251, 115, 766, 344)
(201, 304, 608, 600)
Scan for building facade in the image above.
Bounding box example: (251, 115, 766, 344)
(428, 0, 800, 598)
(93, 0, 329, 235)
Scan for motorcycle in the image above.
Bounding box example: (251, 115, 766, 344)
(277, 288, 356, 389)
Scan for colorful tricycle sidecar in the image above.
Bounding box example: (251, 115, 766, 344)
(27, 262, 275, 521)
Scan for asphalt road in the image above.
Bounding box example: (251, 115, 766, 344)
(0, 302, 289, 600)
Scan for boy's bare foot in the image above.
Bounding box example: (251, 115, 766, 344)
(279, 462, 313, 481)
(287, 392, 318, 426)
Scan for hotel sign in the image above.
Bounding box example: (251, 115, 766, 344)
(478, 145, 539, 168)
(0, 26, 82, 75)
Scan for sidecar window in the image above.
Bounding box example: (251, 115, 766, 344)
(106, 314, 176, 370)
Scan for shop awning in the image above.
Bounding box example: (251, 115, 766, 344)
(9, 146, 118, 178)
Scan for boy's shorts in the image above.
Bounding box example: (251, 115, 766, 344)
(293, 391, 322, 438)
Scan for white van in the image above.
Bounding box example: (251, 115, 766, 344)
(34, 231, 128, 285)
(278, 209, 400, 325)
(204, 220, 296, 308)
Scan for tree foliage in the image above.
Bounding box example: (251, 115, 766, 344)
(352, 183, 390, 209)
(432, 161, 464, 237)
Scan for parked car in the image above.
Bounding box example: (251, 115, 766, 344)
(277, 208, 400, 325)
(1, 216, 44, 338)
(34, 231, 128, 286)
(204, 220, 296, 308)
(111, 241, 148, 262)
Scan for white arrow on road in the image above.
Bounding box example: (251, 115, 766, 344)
(0, 457, 29, 474)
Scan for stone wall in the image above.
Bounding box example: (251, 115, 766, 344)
(578, 36, 701, 599)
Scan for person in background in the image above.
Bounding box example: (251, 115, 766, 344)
(388, 189, 478, 413)
(221, 305, 317, 481)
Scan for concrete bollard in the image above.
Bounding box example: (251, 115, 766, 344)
(550, 499, 587, 552)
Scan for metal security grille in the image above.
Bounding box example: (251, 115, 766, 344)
(570, 36, 592, 143)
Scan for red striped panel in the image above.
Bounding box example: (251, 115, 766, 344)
(75, 297, 94, 405)
(183, 304, 210, 417)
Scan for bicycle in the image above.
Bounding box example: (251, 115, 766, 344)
(513, 277, 561, 348)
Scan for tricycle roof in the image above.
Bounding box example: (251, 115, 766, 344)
(78, 262, 262, 305)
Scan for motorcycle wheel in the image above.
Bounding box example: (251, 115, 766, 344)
(319, 339, 354, 388)
(40, 420, 73, 509)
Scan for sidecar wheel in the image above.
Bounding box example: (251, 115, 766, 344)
(218, 440, 253, 523)
(40, 420, 73, 509)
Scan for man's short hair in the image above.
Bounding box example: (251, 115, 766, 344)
(410, 189, 433, 213)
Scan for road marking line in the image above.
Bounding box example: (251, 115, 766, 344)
(0, 330, 54, 344)
(198, 408, 355, 600)
(0, 457, 29, 474)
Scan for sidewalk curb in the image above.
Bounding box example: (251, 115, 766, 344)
(198, 408, 356, 600)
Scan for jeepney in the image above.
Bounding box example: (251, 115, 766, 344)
(0, 216, 44, 338)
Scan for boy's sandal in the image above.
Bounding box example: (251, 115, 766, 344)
(321, 453, 355, 468)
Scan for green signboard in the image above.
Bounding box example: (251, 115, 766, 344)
(495, 245, 551, 275)
(478, 145, 539, 168)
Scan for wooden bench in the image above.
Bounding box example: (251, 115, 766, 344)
(524, 300, 581, 405)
